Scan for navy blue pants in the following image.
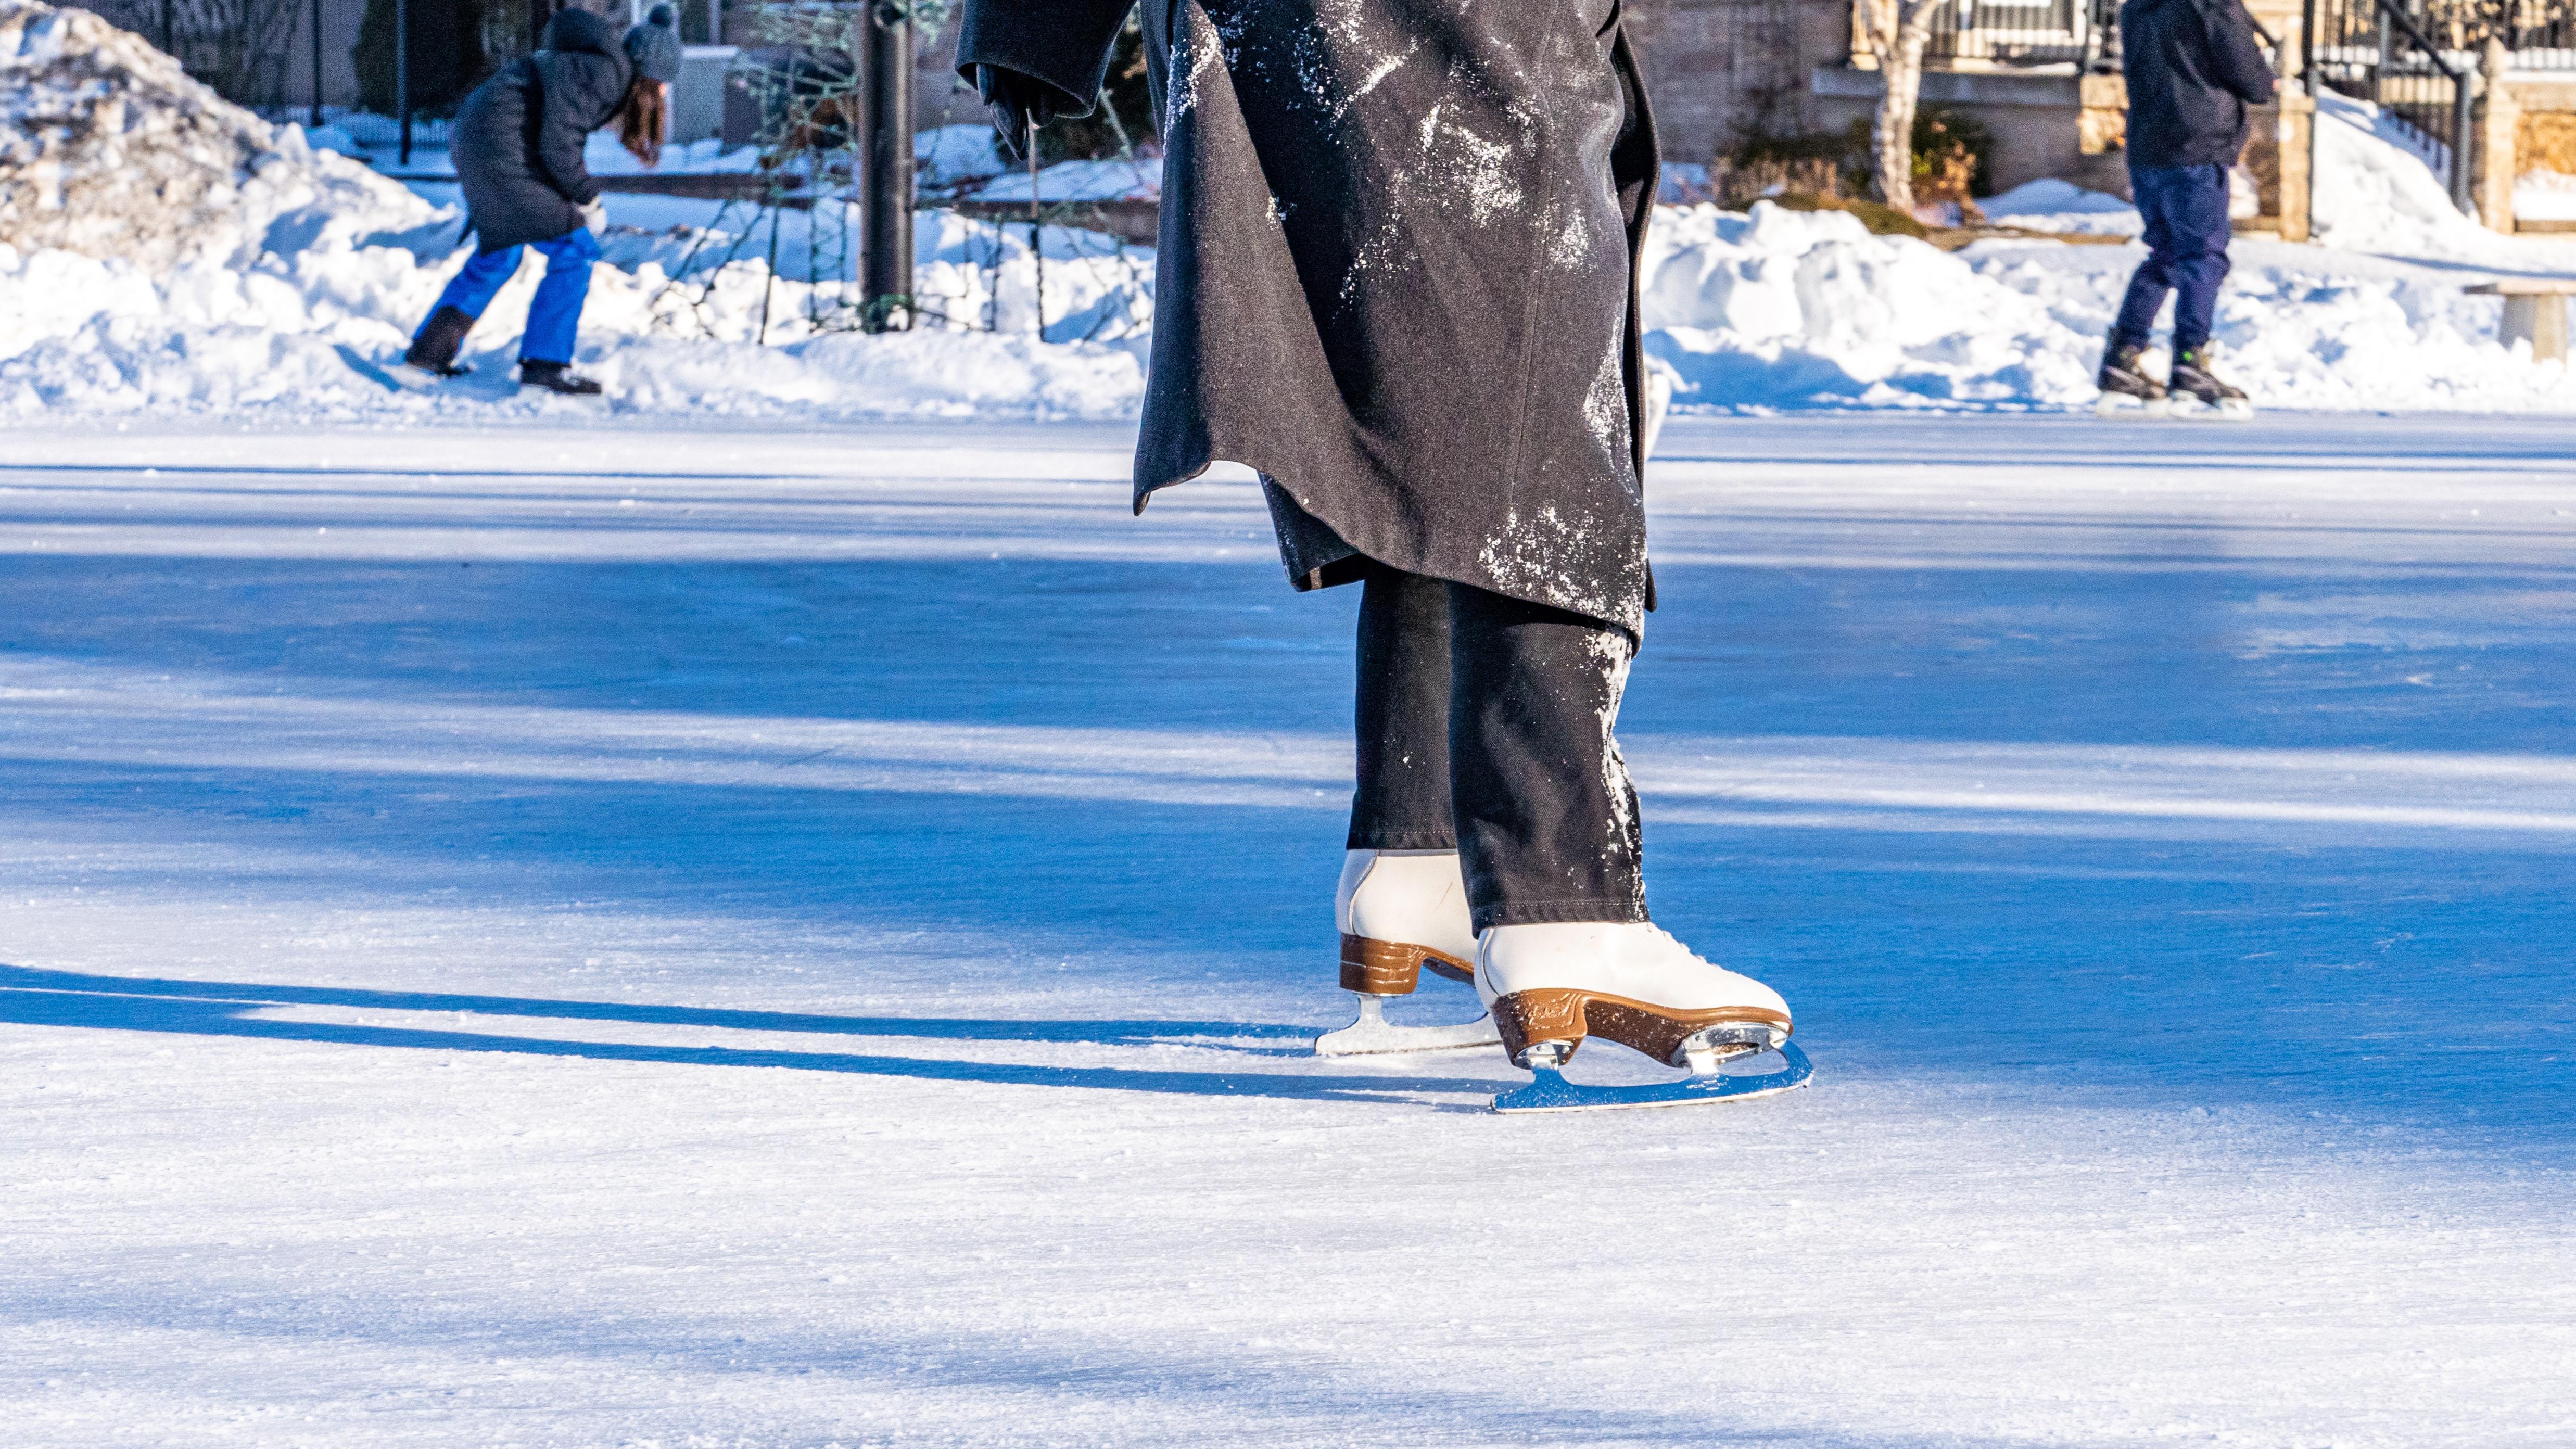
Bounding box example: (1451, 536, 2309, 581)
(414, 228, 600, 365)
(2113, 162, 2232, 355)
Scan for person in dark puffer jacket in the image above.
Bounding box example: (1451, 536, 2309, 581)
(404, 6, 683, 395)
(2100, 0, 2275, 410)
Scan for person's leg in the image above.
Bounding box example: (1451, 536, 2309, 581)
(402, 243, 517, 371)
(420, 245, 524, 332)
(518, 228, 602, 365)
(1349, 561, 1457, 853)
(1324, 562, 1485, 1044)
(2164, 162, 2235, 357)
(2110, 165, 2183, 350)
(1444, 581, 1646, 932)
(1331, 561, 1481, 1009)
(1445, 582, 1794, 1086)
(408, 245, 523, 369)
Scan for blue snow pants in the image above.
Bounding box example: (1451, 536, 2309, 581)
(2112, 162, 2232, 355)
(416, 228, 601, 365)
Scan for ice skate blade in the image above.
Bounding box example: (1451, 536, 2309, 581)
(2173, 398, 2253, 421)
(2094, 395, 2169, 418)
(1491, 1041, 1813, 1114)
(1313, 994, 1501, 1057)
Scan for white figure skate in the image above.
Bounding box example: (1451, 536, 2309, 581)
(1476, 922, 1811, 1112)
(1312, 850, 1501, 1057)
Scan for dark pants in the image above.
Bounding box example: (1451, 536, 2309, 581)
(1347, 562, 1648, 933)
(415, 228, 600, 365)
(2113, 162, 2233, 356)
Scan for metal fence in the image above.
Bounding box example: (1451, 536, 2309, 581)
(72, 0, 313, 107)
(2308, 0, 2485, 208)
(1926, 0, 2095, 66)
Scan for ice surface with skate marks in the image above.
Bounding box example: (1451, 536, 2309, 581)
(2, 413, 2573, 1447)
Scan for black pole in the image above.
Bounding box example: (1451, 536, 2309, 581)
(1027, 115, 1042, 339)
(2301, 0, 2317, 100)
(310, 0, 325, 128)
(2450, 55, 2475, 213)
(861, 0, 915, 332)
(160, 0, 172, 56)
(396, 0, 412, 166)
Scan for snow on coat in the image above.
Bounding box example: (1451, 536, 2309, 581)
(958, 0, 1663, 634)
(453, 9, 633, 255)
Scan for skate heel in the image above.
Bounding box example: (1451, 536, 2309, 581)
(1338, 934, 1473, 994)
(1316, 937, 1496, 1057)
(1489, 987, 1594, 1066)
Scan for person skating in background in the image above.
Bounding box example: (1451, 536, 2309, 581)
(403, 6, 683, 394)
(2098, 0, 2275, 416)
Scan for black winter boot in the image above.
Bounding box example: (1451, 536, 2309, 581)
(2168, 345, 2251, 416)
(518, 360, 604, 396)
(404, 306, 476, 377)
(2096, 333, 2166, 409)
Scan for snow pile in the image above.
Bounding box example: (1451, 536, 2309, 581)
(1, 4, 2570, 425)
(0, 200, 1151, 416)
(1642, 204, 2100, 408)
(1981, 177, 2141, 235)
(0, 0, 424, 270)
(2308, 89, 2501, 255)
(918, 122, 1009, 193)
(2517, 169, 2576, 224)
(970, 155, 1161, 203)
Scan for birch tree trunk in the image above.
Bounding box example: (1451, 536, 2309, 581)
(1861, 0, 1942, 213)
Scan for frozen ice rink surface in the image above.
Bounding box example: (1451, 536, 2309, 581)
(3, 412, 2571, 1447)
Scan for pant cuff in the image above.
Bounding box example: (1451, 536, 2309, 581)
(1345, 828, 1458, 852)
(1471, 897, 1649, 933)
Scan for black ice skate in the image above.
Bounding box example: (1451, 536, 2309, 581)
(2093, 333, 2168, 418)
(404, 305, 476, 378)
(518, 360, 605, 397)
(2168, 346, 2253, 420)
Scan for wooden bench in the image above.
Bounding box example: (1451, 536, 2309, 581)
(2466, 279, 2576, 364)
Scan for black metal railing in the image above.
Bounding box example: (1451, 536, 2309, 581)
(1926, 0, 2094, 65)
(2306, 0, 2480, 212)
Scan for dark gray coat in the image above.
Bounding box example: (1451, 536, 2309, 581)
(960, 0, 1660, 634)
(2121, 0, 2276, 169)
(452, 9, 633, 253)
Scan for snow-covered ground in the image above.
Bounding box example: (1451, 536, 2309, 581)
(5, 413, 2572, 1446)
(9, 14, 2576, 423)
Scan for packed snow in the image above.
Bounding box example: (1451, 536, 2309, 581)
(2519, 168, 2576, 223)
(4, 413, 2572, 1445)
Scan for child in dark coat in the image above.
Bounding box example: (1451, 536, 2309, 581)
(2099, 0, 2275, 412)
(404, 6, 684, 393)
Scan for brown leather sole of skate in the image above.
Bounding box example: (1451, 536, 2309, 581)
(1339, 934, 1477, 995)
(1491, 988, 1793, 1066)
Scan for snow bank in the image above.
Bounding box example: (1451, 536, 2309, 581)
(0, 0, 436, 271)
(1642, 204, 2099, 409)
(2, 0, 2571, 425)
(1981, 178, 2141, 236)
(2517, 170, 2576, 224)
(0, 204, 1151, 417)
(970, 156, 1161, 204)
(2309, 88, 2501, 255)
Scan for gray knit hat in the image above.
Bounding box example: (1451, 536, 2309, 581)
(625, 6, 683, 85)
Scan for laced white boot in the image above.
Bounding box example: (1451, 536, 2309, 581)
(1313, 850, 1496, 1057)
(1476, 922, 1791, 1070)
